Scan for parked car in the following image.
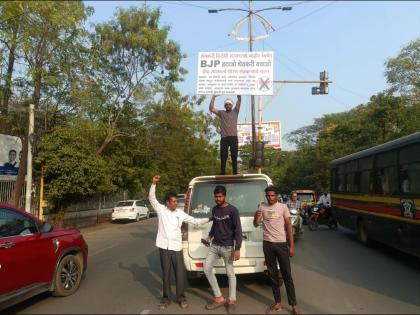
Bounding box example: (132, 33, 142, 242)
(0, 203, 88, 311)
(111, 200, 150, 222)
(181, 174, 273, 281)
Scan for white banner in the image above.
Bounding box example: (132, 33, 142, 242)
(197, 51, 274, 96)
(237, 121, 282, 149)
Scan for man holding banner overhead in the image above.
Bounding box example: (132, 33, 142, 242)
(209, 95, 241, 175)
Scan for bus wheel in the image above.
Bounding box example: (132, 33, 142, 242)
(357, 219, 370, 246)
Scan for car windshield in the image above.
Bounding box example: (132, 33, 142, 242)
(189, 179, 267, 218)
(297, 194, 314, 202)
(116, 201, 134, 207)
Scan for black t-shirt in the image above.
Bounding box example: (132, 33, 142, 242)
(209, 203, 242, 250)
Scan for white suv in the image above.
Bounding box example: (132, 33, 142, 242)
(111, 200, 150, 222)
(181, 174, 273, 278)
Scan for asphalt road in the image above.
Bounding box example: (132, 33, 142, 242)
(7, 217, 420, 314)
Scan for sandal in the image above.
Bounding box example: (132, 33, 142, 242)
(265, 303, 284, 314)
(158, 301, 170, 310)
(179, 300, 189, 309)
(292, 305, 301, 315)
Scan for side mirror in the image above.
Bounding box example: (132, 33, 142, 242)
(40, 222, 54, 233)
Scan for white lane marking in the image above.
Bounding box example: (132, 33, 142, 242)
(140, 310, 150, 314)
(90, 244, 118, 256)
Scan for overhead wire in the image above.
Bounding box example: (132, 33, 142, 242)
(277, 1, 336, 31)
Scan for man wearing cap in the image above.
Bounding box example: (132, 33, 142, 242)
(209, 95, 241, 175)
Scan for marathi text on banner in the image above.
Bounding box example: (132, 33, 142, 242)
(197, 51, 274, 96)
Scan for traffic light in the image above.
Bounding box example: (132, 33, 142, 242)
(255, 141, 265, 167)
(312, 71, 329, 95)
(320, 71, 329, 94)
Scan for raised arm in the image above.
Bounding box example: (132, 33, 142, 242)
(209, 95, 220, 115)
(234, 95, 241, 112)
(148, 175, 164, 215)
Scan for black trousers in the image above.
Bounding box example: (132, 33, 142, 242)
(159, 248, 186, 303)
(220, 136, 238, 175)
(263, 241, 297, 306)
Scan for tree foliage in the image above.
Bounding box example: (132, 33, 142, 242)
(385, 38, 420, 101)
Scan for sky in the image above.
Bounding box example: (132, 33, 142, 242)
(85, 1, 420, 150)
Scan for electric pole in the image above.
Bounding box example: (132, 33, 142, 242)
(25, 103, 34, 212)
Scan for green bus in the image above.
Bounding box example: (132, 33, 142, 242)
(330, 132, 420, 257)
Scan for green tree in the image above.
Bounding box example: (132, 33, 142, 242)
(385, 38, 419, 102)
(86, 7, 186, 155)
(36, 122, 115, 209)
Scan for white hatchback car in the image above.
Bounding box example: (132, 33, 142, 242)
(181, 174, 273, 279)
(111, 200, 150, 222)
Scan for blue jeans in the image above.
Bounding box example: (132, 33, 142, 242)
(204, 244, 236, 301)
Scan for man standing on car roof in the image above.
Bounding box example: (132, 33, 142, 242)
(254, 185, 300, 315)
(149, 175, 212, 311)
(209, 95, 241, 175)
(203, 185, 242, 314)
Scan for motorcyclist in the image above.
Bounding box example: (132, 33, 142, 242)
(316, 191, 332, 218)
(286, 191, 303, 235)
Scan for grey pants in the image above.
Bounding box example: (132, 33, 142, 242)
(204, 244, 236, 301)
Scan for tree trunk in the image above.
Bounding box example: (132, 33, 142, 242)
(9, 136, 28, 207)
(1, 25, 18, 116)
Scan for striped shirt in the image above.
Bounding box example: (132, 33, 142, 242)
(286, 200, 302, 210)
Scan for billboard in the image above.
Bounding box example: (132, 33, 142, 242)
(197, 51, 274, 96)
(0, 134, 22, 176)
(237, 121, 282, 149)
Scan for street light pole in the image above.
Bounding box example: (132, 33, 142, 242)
(25, 103, 34, 212)
(248, 0, 257, 159)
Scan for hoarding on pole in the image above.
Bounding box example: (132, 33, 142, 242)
(237, 121, 282, 149)
(0, 134, 22, 177)
(197, 51, 274, 96)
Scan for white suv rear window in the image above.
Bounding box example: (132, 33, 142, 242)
(189, 180, 267, 217)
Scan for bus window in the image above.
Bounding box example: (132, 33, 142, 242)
(400, 163, 420, 194)
(359, 170, 371, 193)
(375, 166, 398, 195)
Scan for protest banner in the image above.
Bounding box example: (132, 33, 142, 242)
(197, 51, 274, 95)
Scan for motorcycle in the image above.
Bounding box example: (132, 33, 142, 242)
(307, 205, 338, 231)
(289, 208, 302, 240)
